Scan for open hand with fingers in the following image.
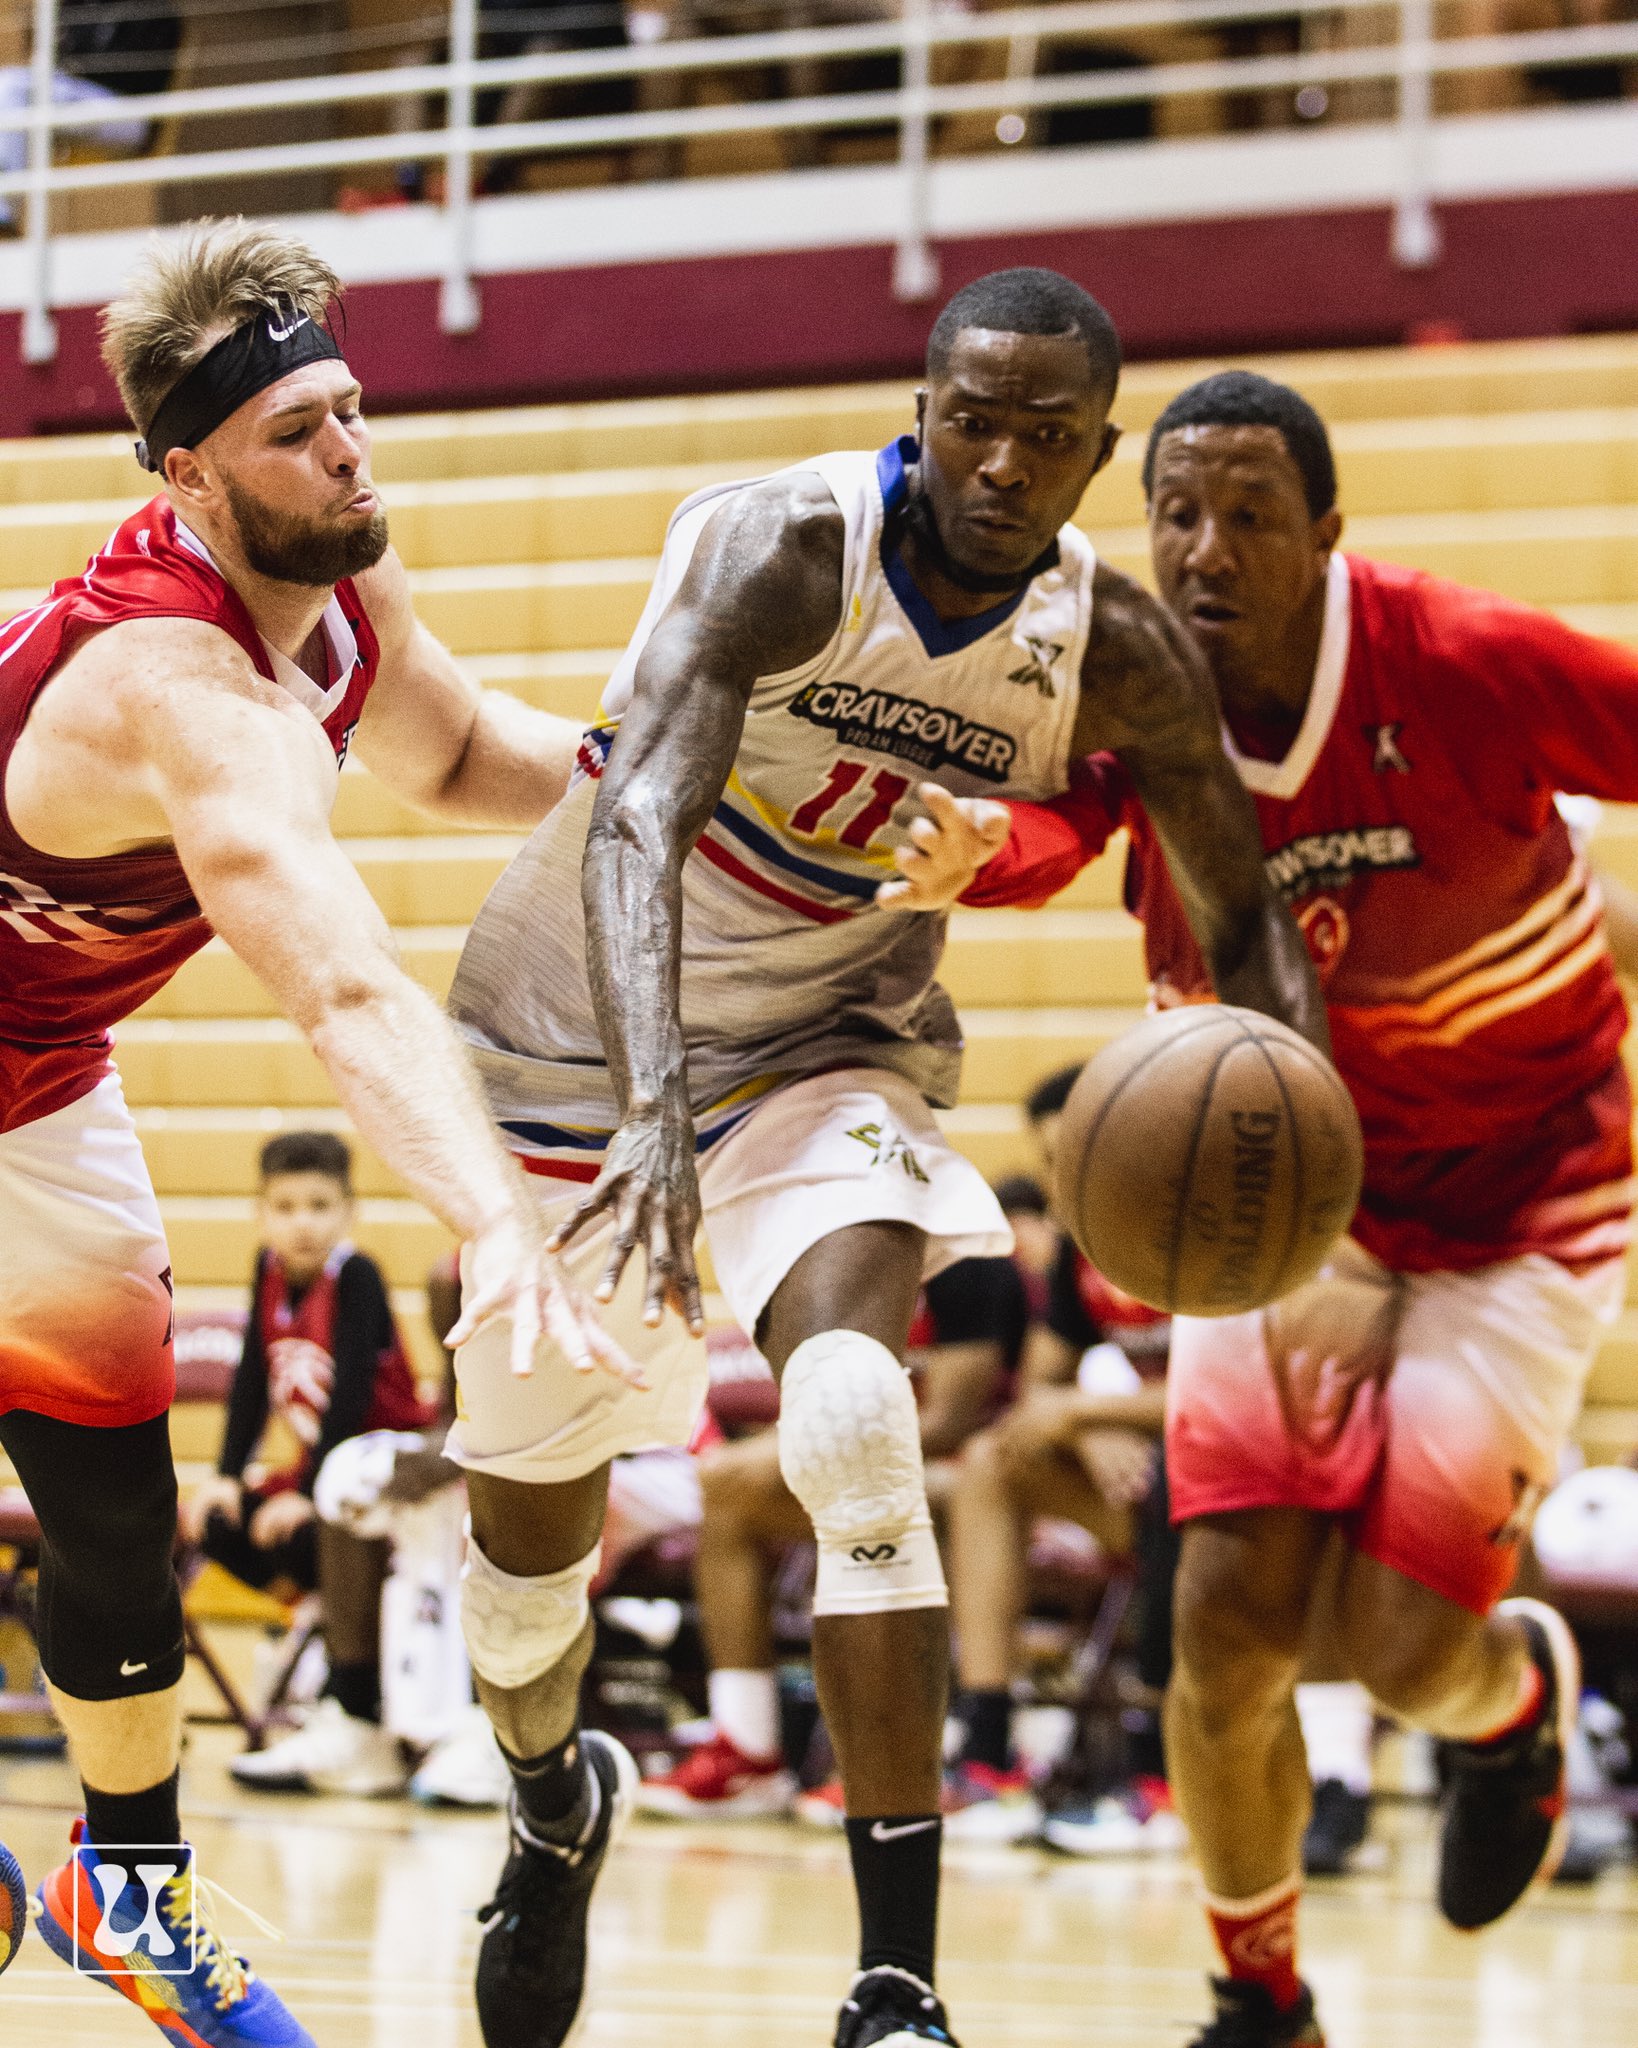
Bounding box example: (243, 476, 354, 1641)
(449, 1199, 647, 1387)
(547, 1087, 706, 1336)
(875, 782, 1012, 911)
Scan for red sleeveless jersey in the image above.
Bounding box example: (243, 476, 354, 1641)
(0, 499, 381, 1132)
(971, 554, 1638, 1273)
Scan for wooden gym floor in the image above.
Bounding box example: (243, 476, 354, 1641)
(1, 1721, 1635, 2047)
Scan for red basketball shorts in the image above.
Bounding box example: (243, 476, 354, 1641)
(0, 1069, 176, 1428)
(1166, 1237, 1624, 1614)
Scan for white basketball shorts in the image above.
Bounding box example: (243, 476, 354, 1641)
(0, 1068, 175, 1429)
(445, 1064, 1011, 1484)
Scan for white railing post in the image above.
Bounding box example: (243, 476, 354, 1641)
(22, 0, 59, 364)
(1392, 0, 1441, 267)
(893, 0, 939, 303)
(441, 0, 481, 334)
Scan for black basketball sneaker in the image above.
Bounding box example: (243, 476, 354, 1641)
(474, 1728, 637, 2048)
(834, 1966, 960, 2048)
(1188, 1978, 1327, 2046)
(1302, 1779, 1371, 1878)
(1436, 1597, 1578, 1930)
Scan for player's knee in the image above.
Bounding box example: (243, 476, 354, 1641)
(777, 1329, 946, 1617)
(460, 1532, 600, 1691)
(31, 1429, 183, 1700)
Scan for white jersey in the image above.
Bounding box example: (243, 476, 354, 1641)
(449, 437, 1097, 1175)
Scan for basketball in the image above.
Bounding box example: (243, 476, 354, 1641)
(1053, 1006, 1364, 1317)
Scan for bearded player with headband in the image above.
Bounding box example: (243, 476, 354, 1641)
(0, 217, 1032, 2042)
(0, 217, 633, 2044)
(443, 267, 1328, 2048)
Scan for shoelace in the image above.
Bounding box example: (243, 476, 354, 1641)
(162, 1870, 286, 2008)
(27, 1870, 283, 2009)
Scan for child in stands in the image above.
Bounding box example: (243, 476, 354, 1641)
(181, 1132, 435, 1783)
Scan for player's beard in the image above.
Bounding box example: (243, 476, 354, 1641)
(900, 475, 1059, 595)
(224, 473, 390, 586)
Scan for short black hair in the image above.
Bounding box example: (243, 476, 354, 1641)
(994, 1172, 1049, 1217)
(928, 268, 1121, 401)
(259, 1130, 352, 1190)
(1142, 370, 1337, 518)
(1025, 1063, 1084, 1123)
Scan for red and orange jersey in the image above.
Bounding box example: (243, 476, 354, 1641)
(0, 498, 381, 1131)
(972, 552, 1638, 1274)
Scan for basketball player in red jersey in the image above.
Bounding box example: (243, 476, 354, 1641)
(0, 220, 1015, 2040)
(0, 217, 662, 2045)
(967, 370, 1638, 2048)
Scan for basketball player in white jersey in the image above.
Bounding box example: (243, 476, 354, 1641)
(444, 269, 1330, 2048)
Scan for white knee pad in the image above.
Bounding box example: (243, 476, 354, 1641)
(460, 1530, 601, 1690)
(777, 1329, 947, 1617)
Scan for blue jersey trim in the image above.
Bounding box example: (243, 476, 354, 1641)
(875, 436, 1029, 660)
(711, 794, 881, 903)
(501, 1101, 758, 1158)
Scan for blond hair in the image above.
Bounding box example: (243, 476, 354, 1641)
(100, 218, 343, 435)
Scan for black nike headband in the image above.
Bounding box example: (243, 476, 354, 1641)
(135, 303, 344, 475)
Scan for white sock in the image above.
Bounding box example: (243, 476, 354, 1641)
(708, 1668, 781, 1760)
(1296, 1681, 1375, 1796)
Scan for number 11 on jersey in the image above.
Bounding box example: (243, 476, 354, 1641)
(789, 762, 911, 850)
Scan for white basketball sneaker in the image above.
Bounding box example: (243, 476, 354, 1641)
(411, 1704, 512, 1808)
(229, 1696, 409, 1797)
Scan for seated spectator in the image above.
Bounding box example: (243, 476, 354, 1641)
(946, 1275, 1173, 1845)
(636, 1244, 1029, 1819)
(222, 1244, 514, 1803)
(940, 1065, 1176, 1846)
(947, 1067, 1388, 1861)
(990, 1172, 1057, 1310)
(0, 0, 180, 232)
(180, 1132, 437, 1787)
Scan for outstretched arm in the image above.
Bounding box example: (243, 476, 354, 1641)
(101, 617, 631, 1387)
(1077, 564, 1329, 1052)
(548, 477, 847, 1328)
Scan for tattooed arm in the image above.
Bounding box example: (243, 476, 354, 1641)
(548, 476, 848, 1329)
(1075, 562, 1329, 1052)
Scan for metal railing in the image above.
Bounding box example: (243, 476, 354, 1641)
(5, 0, 1637, 364)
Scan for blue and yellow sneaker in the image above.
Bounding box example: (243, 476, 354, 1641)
(0, 1839, 26, 1977)
(31, 1820, 314, 2045)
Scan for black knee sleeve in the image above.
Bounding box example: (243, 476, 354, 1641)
(0, 1409, 185, 1700)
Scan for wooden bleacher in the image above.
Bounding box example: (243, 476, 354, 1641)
(2, 333, 1638, 1455)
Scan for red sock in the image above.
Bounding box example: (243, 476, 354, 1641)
(1205, 1875, 1303, 2011)
(1472, 1658, 1545, 1747)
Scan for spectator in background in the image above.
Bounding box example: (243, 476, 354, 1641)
(180, 1132, 438, 1789)
(991, 1172, 1057, 1314)
(944, 1064, 1178, 1847)
(0, 0, 180, 232)
(637, 1244, 1029, 1819)
(476, 0, 636, 191)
